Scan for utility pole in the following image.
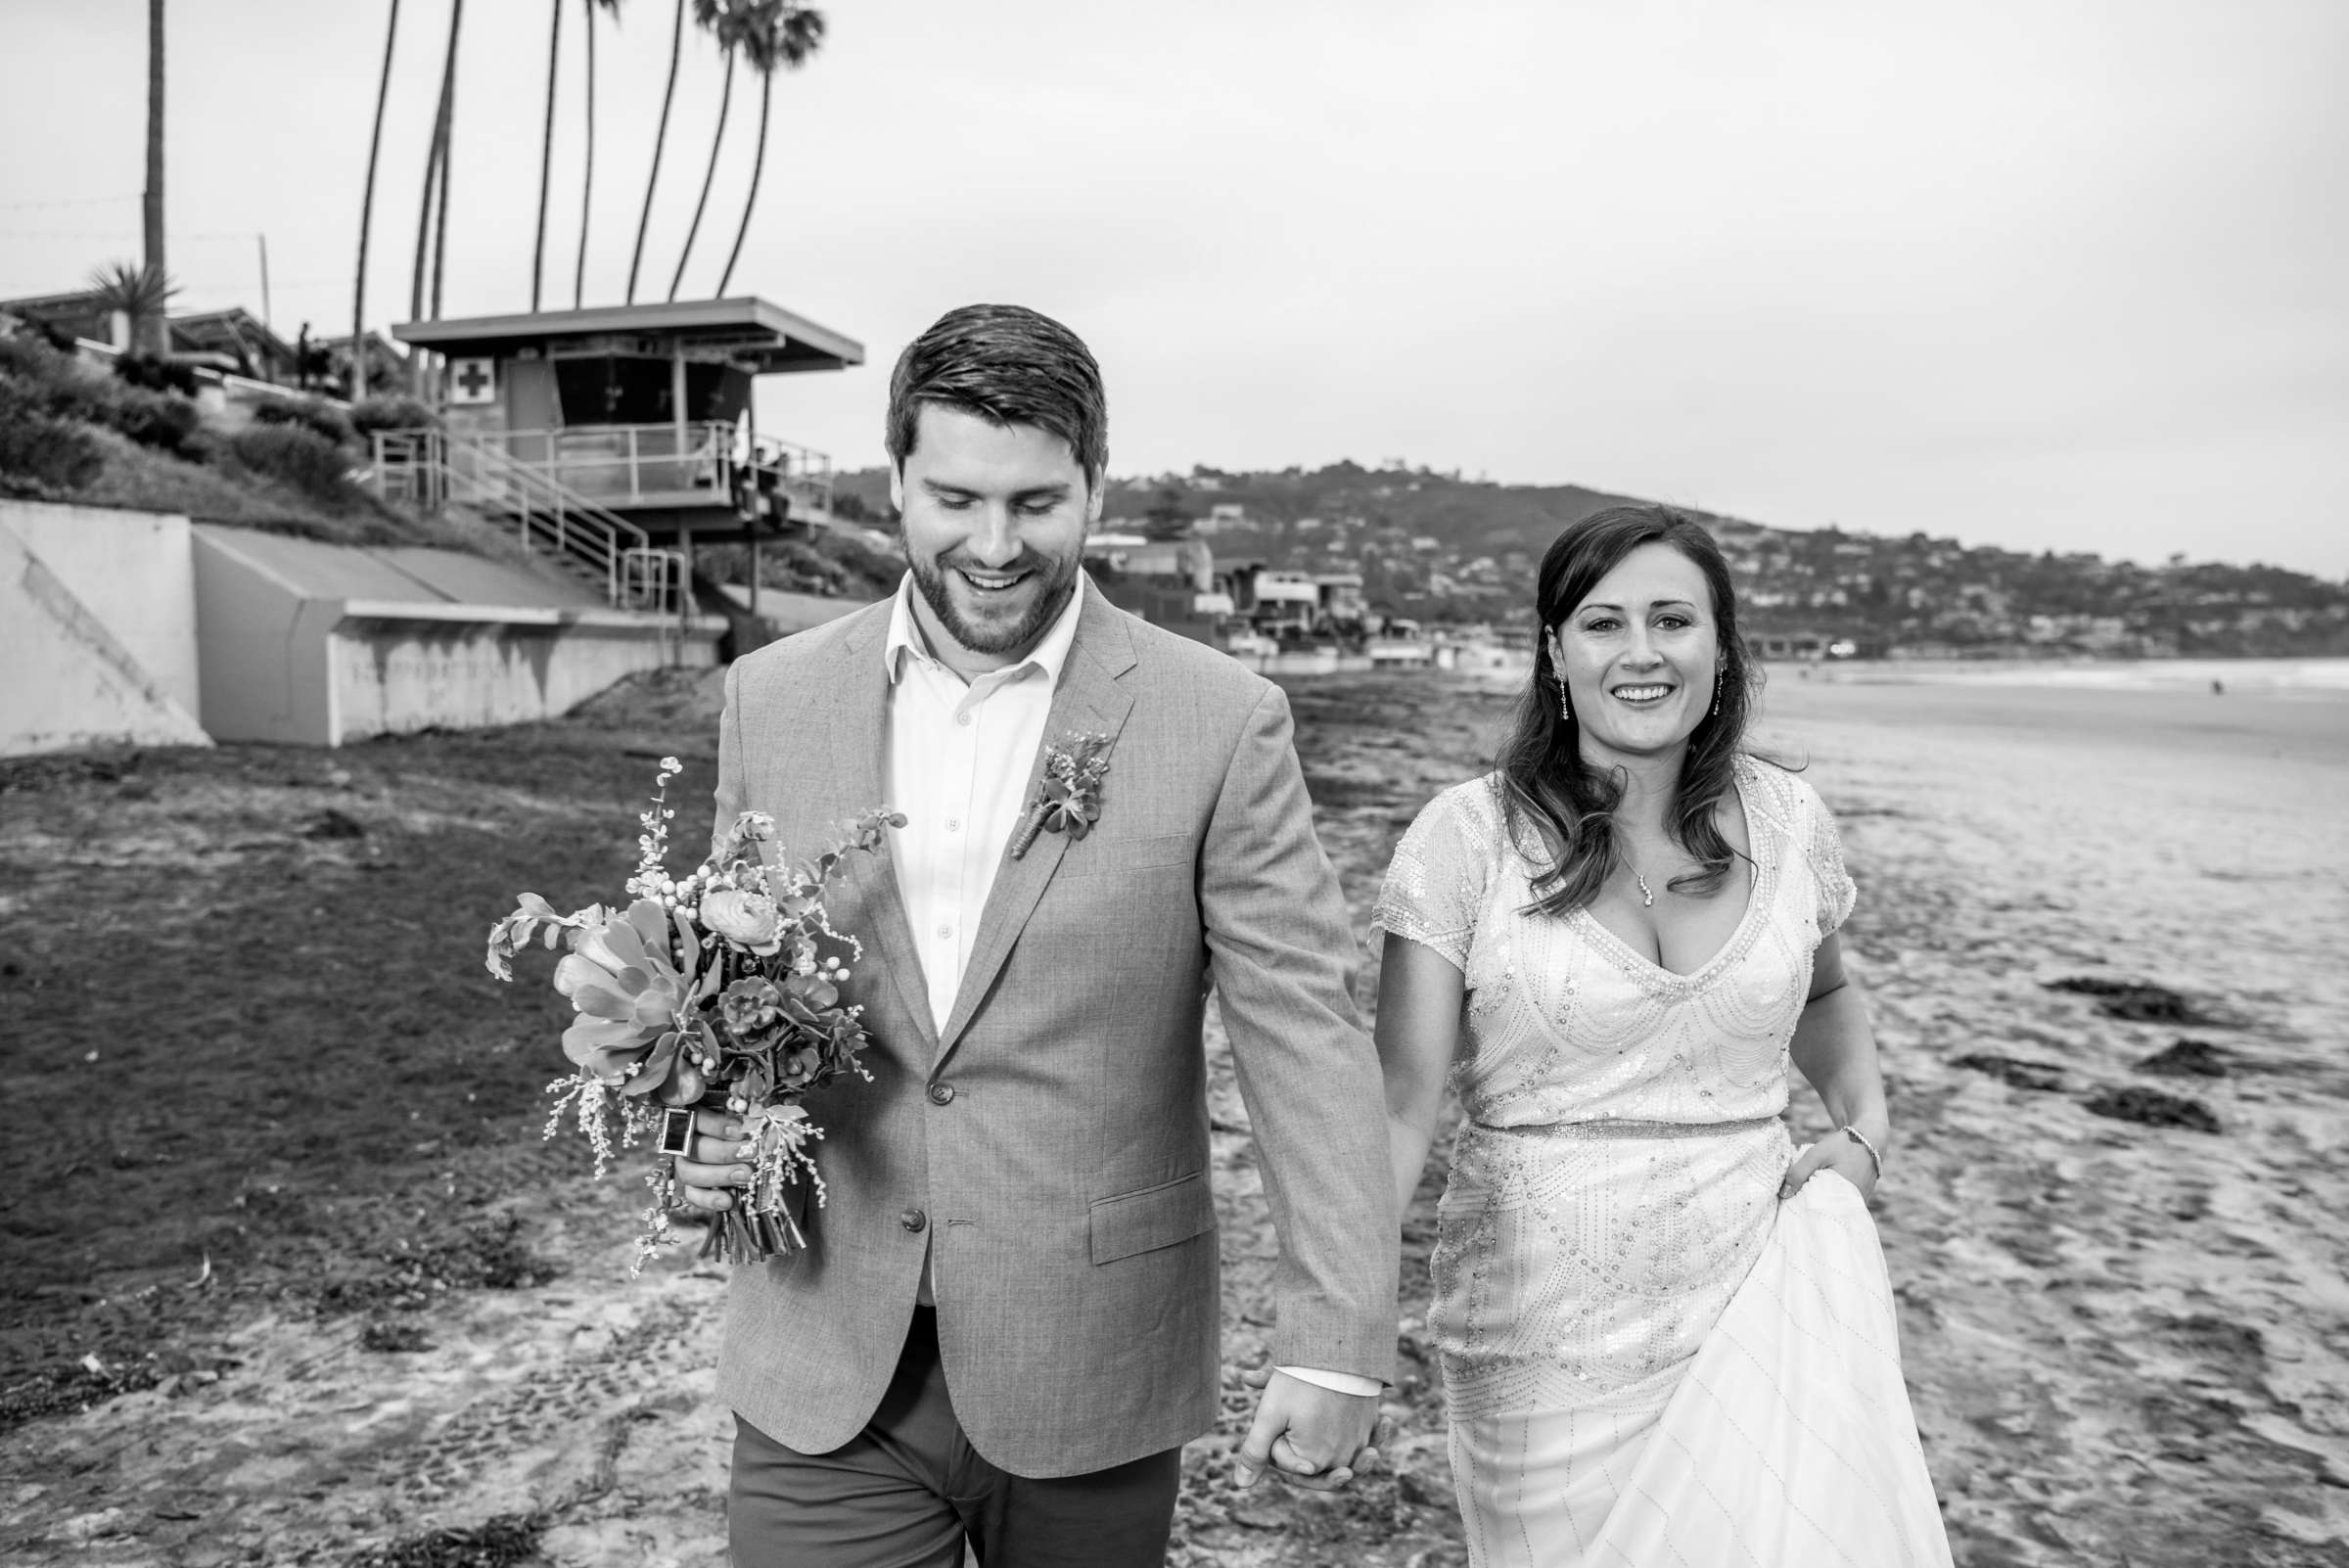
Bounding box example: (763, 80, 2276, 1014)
(257, 234, 272, 329)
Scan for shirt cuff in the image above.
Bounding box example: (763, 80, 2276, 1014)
(1274, 1364, 1383, 1398)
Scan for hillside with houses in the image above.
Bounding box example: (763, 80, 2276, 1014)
(833, 462, 2349, 659)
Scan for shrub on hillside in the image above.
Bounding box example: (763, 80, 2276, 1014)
(229, 424, 355, 504)
(348, 394, 438, 439)
(0, 381, 105, 495)
(0, 337, 202, 455)
(0, 331, 73, 388)
(251, 394, 356, 448)
(113, 351, 201, 396)
(90, 382, 203, 454)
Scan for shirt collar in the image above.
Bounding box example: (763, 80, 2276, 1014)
(883, 569, 1088, 690)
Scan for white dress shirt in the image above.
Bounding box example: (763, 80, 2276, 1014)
(880, 573, 1380, 1403)
(883, 573, 1086, 1032)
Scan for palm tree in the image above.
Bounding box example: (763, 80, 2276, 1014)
(352, 0, 401, 393)
(530, 0, 562, 311)
(142, 0, 167, 354)
(409, 0, 465, 326)
(428, 0, 463, 321)
(626, 0, 686, 304)
(668, 0, 738, 302)
(714, 2, 823, 298)
(574, 0, 622, 308)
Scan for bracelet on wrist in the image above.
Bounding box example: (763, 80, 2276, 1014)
(1838, 1124, 1883, 1180)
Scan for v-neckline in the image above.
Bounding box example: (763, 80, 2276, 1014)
(1568, 761, 1773, 987)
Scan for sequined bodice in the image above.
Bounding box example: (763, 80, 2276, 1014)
(1372, 758, 1856, 1130)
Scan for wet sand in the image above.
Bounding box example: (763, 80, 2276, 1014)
(3, 668, 2345, 1565)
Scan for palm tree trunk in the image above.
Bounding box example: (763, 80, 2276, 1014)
(531, 0, 561, 311)
(668, 49, 732, 301)
(353, 0, 401, 397)
(627, 0, 685, 305)
(429, 0, 466, 321)
(714, 67, 770, 299)
(142, 0, 167, 354)
(573, 0, 596, 308)
(407, 9, 456, 352)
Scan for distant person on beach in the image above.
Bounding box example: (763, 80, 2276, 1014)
(668, 304, 1396, 1567)
(1373, 506, 1954, 1565)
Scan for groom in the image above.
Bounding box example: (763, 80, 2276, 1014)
(671, 303, 1397, 1566)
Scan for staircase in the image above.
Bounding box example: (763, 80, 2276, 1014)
(366, 429, 687, 616)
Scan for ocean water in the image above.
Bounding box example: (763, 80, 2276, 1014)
(1802, 655, 2349, 698)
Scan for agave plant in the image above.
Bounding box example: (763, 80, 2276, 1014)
(85, 259, 178, 352)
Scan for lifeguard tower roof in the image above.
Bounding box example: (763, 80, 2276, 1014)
(392, 296, 861, 373)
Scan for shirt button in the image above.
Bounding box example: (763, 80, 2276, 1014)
(900, 1208, 928, 1233)
(957, 713, 973, 727)
(937, 923, 952, 940)
(928, 1082, 956, 1106)
(944, 818, 959, 832)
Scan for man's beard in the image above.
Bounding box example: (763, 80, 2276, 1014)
(908, 549, 1081, 658)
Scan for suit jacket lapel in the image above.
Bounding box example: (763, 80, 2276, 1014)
(934, 583, 1138, 1065)
(815, 611, 938, 1057)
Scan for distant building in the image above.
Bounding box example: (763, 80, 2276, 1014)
(0, 291, 301, 384)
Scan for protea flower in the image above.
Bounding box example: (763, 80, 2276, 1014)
(554, 899, 704, 1086)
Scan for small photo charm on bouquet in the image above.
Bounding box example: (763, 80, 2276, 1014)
(486, 756, 900, 1272)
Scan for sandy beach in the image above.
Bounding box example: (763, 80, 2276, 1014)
(4, 665, 2346, 1566)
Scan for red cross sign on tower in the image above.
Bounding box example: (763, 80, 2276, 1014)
(448, 357, 495, 405)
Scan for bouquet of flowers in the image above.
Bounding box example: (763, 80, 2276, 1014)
(486, 756, 901, 1270)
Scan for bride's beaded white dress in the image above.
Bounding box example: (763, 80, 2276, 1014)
(1375, 759, 1953, 1567)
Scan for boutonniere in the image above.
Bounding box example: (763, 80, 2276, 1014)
(1009, 731, 1114, 859)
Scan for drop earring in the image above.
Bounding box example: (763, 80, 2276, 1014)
(1559, 686, 1572, 723)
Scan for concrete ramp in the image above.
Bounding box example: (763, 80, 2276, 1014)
(0, 514, 211, 756)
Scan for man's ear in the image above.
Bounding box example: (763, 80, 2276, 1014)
(889, 463, 905, 515)
(1084, 469, 1106, 526)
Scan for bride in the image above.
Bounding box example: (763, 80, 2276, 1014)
(1373, 506, 1953, 1565)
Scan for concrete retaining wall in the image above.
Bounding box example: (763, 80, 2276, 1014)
(194, 525, 722, 746)
(0, 501, 210, 757)
(329, 603, 717, 743)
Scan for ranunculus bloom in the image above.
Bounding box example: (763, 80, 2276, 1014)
(701, 888, 783, 951)
(553, 899, 694, 1084)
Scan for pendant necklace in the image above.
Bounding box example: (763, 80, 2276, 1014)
(1635, 871, 1655, 907)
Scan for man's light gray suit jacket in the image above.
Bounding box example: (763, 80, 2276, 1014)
(709, 579, 1396, 1478)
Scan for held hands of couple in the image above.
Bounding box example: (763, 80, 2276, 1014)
(1777, 1124, 1883, 1205)
(668, 1113, 1401, 1489)
(1232, 1365, 1392, 1492)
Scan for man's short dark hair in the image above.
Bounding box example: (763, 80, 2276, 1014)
(885, 304, 1108, 483)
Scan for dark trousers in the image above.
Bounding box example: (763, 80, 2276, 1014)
(728, 1308, 1182, 1568)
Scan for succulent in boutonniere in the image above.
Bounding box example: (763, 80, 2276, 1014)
(1009, 732, 1114, 859)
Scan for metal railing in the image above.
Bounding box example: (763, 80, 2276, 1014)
(368, 428, 686, 616)
(407, 420, 835, 524)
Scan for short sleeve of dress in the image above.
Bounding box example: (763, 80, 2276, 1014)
(1370, 781, 1496, 973)
(1794, 776, 1858, 935)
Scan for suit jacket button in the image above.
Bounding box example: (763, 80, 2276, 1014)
(900, 1208, 927, 1233)
(927, 1081, 955, 1105)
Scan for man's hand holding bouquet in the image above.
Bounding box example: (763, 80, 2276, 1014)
(486, 757, 899, 1271)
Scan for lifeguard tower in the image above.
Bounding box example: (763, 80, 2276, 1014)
(376, 298, 862, 612)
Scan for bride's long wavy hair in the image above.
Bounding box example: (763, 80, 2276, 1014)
(1497, 506, 1758, 917)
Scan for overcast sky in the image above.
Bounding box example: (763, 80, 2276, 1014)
(4, 1, 2343, 576)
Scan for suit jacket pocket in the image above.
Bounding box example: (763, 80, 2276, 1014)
(1058, 832, 1196, 877)
(1088, 1170, 1215, 1264)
